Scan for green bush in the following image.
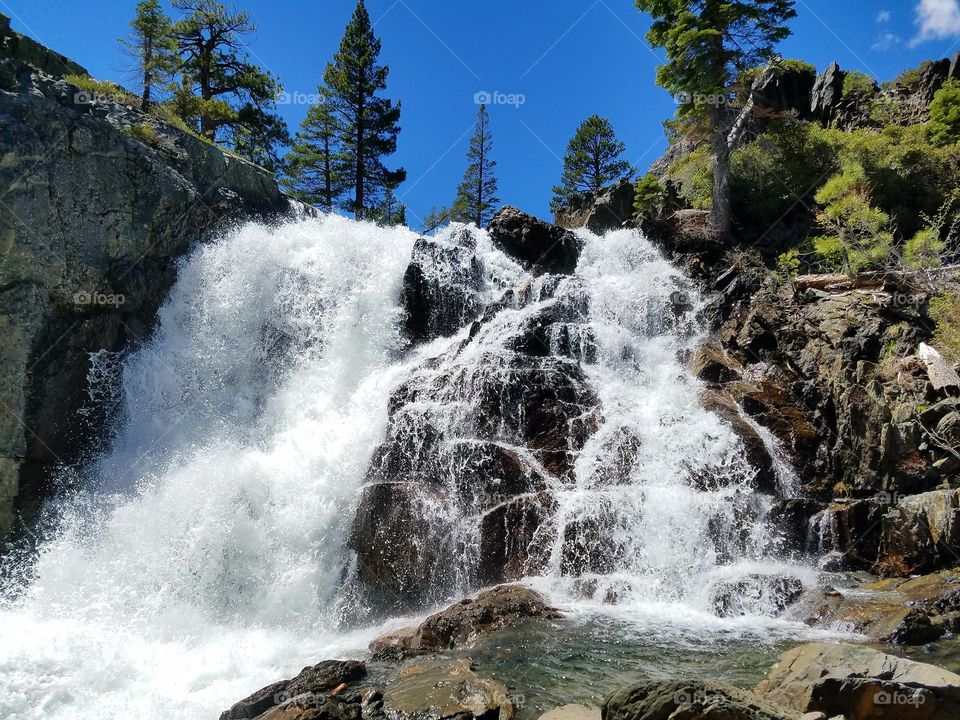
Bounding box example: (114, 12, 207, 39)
(634, 173, 666, 218)
(902, 228, 945, 269)
(667, 145, 713, 210)
(929, 80, 960, 146)
(891, 62, 931, 93)
(930, 292, 960, 363)
(842, 70, 877, 103)
(63, 74, 138, 106)
(813, 161, 894, 273)
(780, 59, 816, 75)
(124, 122, 159, 146)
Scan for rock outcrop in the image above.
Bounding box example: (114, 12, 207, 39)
(754, 642, 960, 719)
(369, 584, 561, 660)
(488, 207, 582, 275)
(603, 680, 802, 720)
(553, 179, 635, 234)
(0, 17, 292, 539)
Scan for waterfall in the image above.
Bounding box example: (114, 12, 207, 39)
(0, 216, 813, 720)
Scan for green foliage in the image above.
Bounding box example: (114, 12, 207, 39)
(776, 247, 801, 280)
(634, 173, 666, 218)
(453, 104, 499, 227)
(171, 0, 287, 169)
(124, 122, 160, 146)
(930, 292, 960, 363)
(779, 59, 815, 75)
(730, 121, 839, 230)
(929, 80, 960, 147)
(320, 0, 405, 218)
(366, 186, 406, 227)
(422, 202, 465, 234)
(282, 97, 348, 212)
(64, 74, 138, 105)
(891, 63, 931, 93)
(902, 229, 945, 269)
(841, 70, 877, 103)
(551, 115, 631, 211)
(667, 145, 713, 210)
(813, 161, 894, 273)
(119, 0, 178, 110)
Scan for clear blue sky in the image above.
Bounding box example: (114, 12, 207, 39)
(3, 0, 960, 228)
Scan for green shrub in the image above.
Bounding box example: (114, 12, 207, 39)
(63, 74, 138, 106)
(813, 161, 894, 272)
(667, 145, 713, 210)
(929, 80, 960, 146)
(634, 173, 666, 218)
(780, 59, 816, 75)
(891, 62, 931, 93)
(902, 228, 945, 269)
(842, 70, 877, 103)
(124, 122, 159, 146)
(930, 292, 960, 363)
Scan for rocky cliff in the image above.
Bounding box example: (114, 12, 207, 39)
(0, 16, 294, 539)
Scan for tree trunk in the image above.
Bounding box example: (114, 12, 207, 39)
(140, 35, 153, 112)
(709, 106, 732, 239)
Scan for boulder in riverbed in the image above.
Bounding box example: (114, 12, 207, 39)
(382, 658, 515, 720)
(488, 207, 582, 275)
(369, 584, 561, 661)
(603, 680, 802, 720)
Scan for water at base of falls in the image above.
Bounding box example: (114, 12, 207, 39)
(0, 215, 826, 720)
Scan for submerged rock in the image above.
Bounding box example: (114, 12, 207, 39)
(709, 574, 804, 618)
(754, 642, 960, 719)
(603, 680, 801, 720)
(369, 584, 561, 661)
(382, 658, 515, 720)
(488, 207, 582, 275)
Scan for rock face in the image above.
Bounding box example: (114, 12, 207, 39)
(554, 179, 635, 234)
(219, 660, 368, 720)
(0, 19, 292, 538)
(810, 61, 846, 125)
(350, 220, 601, 613)
(603, 680, 801, 720)
(488, 207, 582, 275)
(369, 584, 561, 661)
(754, 642, 960, 719)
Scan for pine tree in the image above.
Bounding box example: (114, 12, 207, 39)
(452, 104, 499, 227)
(120, 0, 178, 111)
(368, 186, 406, 226)
(551, 115, 632, 212)
(282, 97, 348, 211)
(322, 0, 406, 219)
(172, 0, 288, 168)
(635, 0, 797, 237)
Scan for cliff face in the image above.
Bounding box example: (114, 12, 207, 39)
(0, 16, 293, 538)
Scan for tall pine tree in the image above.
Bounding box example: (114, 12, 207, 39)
(119, 0, 178, 111)
(322, 0, 405, 219)
(551, 115, 631, 213)
(635, 0, 796, 237)
(283, 97, 348, 212)
(453, 104, 499, 227)
(172, 0, 288, 168)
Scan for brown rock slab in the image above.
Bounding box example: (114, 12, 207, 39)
(382, 658, 514, 720)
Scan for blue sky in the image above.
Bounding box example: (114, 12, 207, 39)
(3, 0, 960, 228)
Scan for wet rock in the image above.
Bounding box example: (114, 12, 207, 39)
(885, 607, 945, 645)
(754, 642, 960, 719)
(710, 574, 804, 618)
(879, 489, 960, 575)
(381, 659, 515, 720)
(604, 680, 800, 720)
(699, 389, 776, 493)
(369, 584, 560, 661)
(220, 660, 367, 720)
(478, 494, 556, 584)
(401, 233, 485, 343)
(488, 207, 582, 275)
(808, 500, 883, 566)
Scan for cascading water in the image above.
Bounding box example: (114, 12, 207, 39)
(0, 215, 819, 720)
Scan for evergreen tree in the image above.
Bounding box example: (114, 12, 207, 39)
(551, 115, 631, 212)
(322, 0, 406, 219)
(172, 0, 288, 168)
(368, 186, 406, 226)
(120, 0, 178, 111)
(635, 0, 797, 237)
(452, 104, 499, 227)
(282, 97, 348, 211)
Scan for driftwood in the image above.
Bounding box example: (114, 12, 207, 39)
(794, 265, 960, 294)
(918, 343, 960, 393)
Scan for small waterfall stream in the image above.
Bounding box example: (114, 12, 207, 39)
(0, 216, 819, 720)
